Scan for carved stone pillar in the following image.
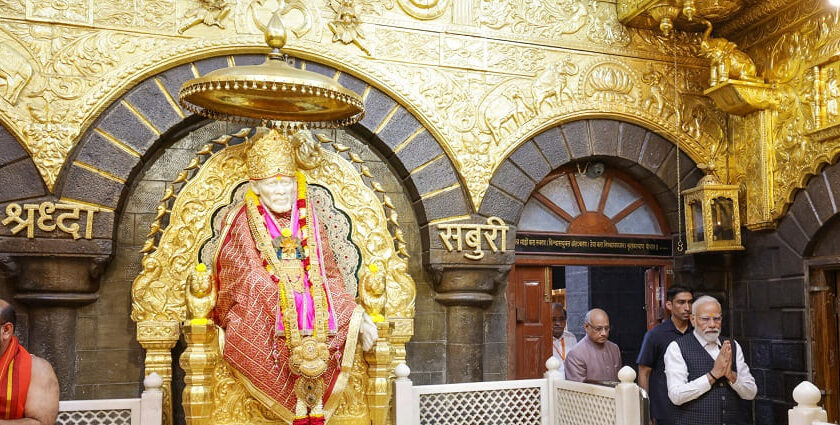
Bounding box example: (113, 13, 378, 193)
(432, 265, 509, 383)
(4, 255, 105, 398)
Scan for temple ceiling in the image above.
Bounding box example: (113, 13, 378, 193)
(0, 0, 838, 229)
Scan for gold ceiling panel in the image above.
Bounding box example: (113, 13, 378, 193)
(3, 0, 839, 228)
(0, 0, 716, 209)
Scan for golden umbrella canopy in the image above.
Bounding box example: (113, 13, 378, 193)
(179, 11, 365, 130)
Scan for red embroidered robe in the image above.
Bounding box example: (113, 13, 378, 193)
(214, 205, 359, 416)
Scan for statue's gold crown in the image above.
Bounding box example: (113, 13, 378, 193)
(246, 129, 297, 180)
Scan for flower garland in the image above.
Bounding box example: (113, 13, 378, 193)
(244, 171, 331, 383)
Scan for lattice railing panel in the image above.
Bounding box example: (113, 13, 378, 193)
(555, 387, 615, 425)
(418, 386, 542, 425)
(56, 409, 133, 425)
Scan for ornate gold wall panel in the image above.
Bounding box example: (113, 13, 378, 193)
(726, 6, 840, 222)
(728, 110, 774, 229)
(0, 0, 720, 210)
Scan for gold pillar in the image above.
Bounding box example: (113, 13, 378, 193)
(181, 320, 219, 425)
(365, 321, 394, 425)
(137, 320, 180, 425)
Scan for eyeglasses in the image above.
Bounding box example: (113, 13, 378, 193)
(587, 325, 610, 333)
(696, 316, 722, 324)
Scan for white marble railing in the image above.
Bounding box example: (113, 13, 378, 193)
(789, 380, 837, 425)
(394, 358, 646, 425)
(57, 373, 163, 425)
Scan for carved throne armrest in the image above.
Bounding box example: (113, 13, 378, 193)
(181, 263, 220, 425)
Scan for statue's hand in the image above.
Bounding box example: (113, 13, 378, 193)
(360, 313, 378, 352)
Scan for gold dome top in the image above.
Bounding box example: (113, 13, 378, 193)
(179, 11, 364, 130)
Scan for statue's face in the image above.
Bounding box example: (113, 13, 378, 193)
(251, 175, 296, 214)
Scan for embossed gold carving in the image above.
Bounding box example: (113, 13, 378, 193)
(328, 0, 370, 54)
(396, 0, 449, 20)
(478, 0, 589, 38)
(699, 20, 761, 86)
(618, 0, 744, 32)
(692, 0, 742, 22)
(588, 1, 631, 46)
(729, 110, 774, 229)
(640, 64, 677, 121)
(331, 344, 370, 424)
(1, 0, 730, 214)
(179, 0, 234, 34)
(532, 56, 578, 113)
(0, 43, 32, 104)
(1, 201, 98, 239)
(250, 0, 313, 39)
(725, 7, 840, 224)
(583, 62, 635, 103)
(619, 1, 840, 227)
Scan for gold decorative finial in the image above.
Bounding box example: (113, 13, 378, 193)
(265, 10, 287, 52)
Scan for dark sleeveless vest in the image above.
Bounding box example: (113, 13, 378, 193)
(673, 334, 747, 425)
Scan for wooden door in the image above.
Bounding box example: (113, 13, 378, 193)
(644, 266, 673, 330)
(512, 266, 551, 379)
(645, 267, 662, 330)
(810, 269, 840, 422)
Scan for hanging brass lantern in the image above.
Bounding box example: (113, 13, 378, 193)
(682, 172, 744, 254)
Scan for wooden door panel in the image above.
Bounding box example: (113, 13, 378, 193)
(810, 269, 839, 422)
(645, 268, 660, 330)
(514, 267, 551, 379)
(521, 335, 544, 375)
(523, 279, 544, 323)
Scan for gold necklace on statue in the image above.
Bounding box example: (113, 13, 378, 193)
(245, 181, 331, 410)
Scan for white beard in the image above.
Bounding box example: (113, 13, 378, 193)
(701, 330, 720, 344)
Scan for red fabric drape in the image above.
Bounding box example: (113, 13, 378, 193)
(0, 336, 31, 419)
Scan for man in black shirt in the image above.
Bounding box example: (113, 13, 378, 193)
(636, 286, 693, 425)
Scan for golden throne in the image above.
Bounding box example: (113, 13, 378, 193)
(130, 127, 416, 425)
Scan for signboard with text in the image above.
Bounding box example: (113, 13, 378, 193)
(515, 233, 672, 257)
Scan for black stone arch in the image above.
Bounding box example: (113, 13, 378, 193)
(478, 119, 703, 234)
(775, 160, 840, 257)
(55, 53, 471, 249)
(0, 123, 48, 204)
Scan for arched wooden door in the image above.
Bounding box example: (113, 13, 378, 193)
(510, 166, 673, 379)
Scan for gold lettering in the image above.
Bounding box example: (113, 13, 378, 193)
(2, 203, 36, 238)
(482, 216, 507, 253)
(440, 216, 510, 260)
(463, 226, 484, 260)
(2, 202, 97, 239)
(437, 224, 462, 252)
